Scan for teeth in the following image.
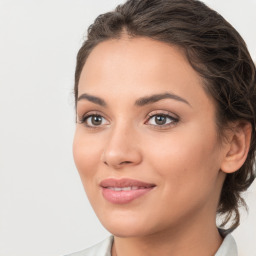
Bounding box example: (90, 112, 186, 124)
(114, 187, 122, 191)
(107, 186, 140, 191)
(122, 187, 131, 191)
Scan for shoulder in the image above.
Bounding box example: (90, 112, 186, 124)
(65, 236, 113, 256)
(215, 233, 238, 256)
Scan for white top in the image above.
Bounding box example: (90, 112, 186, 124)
(66, 234, 238, 256)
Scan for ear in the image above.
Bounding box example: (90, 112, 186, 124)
(220, 121, 252, 174)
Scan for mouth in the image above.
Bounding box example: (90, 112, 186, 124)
(99, 178, 156, 204)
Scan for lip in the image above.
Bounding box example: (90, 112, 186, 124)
(100, 178, 156, 204)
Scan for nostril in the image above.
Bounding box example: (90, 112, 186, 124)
(120, 161, 132, 165)
(103, 160, 133, 168)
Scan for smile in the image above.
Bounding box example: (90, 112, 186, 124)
(106, 186, 149, 191)
(100, 178, 156, 204)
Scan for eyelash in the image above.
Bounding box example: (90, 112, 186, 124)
(78, 111, 179, 130)
(78, 112, 108, 129)
(146, 112, 179, 129)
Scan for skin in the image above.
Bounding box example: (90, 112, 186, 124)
(73, 36, 250, 256)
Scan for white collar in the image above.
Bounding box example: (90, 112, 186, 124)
(66, 233, 238, 256)
(215, 233, 238, 256)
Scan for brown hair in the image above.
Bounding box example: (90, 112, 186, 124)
(74, 0, 256, 232)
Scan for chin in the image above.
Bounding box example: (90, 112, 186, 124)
(97, 213, 149, 237)
(105, 224, 152, 238)
(98, 212, 164, 238)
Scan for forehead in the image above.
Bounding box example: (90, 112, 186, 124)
(78, 36, 213, 110)
(80, 37, 193, 86)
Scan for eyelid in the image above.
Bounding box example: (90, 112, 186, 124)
(146, 110, 179, 120)
(77, 111, 110, 128)
(145, 110, 180, 128)
(77, 110, 179, 130)
(77, 110, 108, 122)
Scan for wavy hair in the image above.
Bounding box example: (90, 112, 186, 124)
(74, 0, 256, 232)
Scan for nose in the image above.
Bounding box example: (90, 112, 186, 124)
(101, 125, 142, 169)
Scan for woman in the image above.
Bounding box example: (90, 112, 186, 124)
(68, 0, 256, 255)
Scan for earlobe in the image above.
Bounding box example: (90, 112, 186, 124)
(220, 122, 252, 174)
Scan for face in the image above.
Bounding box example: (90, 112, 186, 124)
(73, 37, 227, 238)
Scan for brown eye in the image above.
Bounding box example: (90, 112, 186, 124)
(154, 115, 167, 125)
(91, 115, 103, 125)
(80, 114, 109, 128)
(146, 113, 179, 127)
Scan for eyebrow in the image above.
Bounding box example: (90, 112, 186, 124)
(77, 92, 191, 107)
(77, 93, 107, 107)
(135, 92, 191, 107)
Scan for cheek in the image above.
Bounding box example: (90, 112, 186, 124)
(145, 123, 221, 196)
(73, 129, 106, 209)
(73, 128, 102, 181)
(138, 128, 222, 226)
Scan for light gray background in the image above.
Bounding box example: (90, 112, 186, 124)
(0, 1, 255, 255)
